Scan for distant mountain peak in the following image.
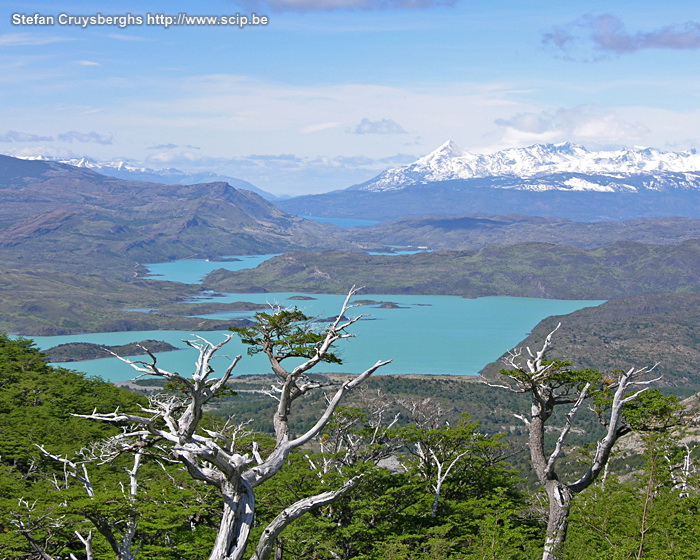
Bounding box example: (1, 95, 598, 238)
(357, 141, 700, 193)
(70, 156, 100, 168)
(425, 140, 465, 158)
(550, 141, 588, 154)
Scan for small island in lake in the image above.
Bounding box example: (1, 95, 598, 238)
(45, 340, 180, 362)
(354, 299, 408, 309)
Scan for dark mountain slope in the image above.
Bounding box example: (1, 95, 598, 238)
(479, 293, 700, 386)
(277, 179, 700, 221)
(346, 214, 700, 251)
(0, 155, 354, 275)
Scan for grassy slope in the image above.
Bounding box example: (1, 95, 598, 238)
(0, 267, 232, 335)
(203, 240, 700, 300)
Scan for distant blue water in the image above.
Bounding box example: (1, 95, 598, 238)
(30, 257, 604, 381)
(144, 254, 280, 284)
(367, 250, 431, 256)
(301, 216, 379, 228)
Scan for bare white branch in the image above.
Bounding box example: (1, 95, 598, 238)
(545, 382, 591, 478)
(251, 475, 363, 560)
(491, 328, 662, 560)
(62, 287, 390, 560)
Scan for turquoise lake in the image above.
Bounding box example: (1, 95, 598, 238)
(29, 256, 604, 382)
(144, 254, 280, 285)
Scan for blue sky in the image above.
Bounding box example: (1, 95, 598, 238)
(1, 0, 700, 195)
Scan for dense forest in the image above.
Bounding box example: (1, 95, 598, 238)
(2, 299, 698, 560)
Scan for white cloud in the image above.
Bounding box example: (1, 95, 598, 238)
(0, 129, 113, 145)
(0, 130, 53, 142)
(148, 143, 200, 150)
(57, 131, 113, 145)
(77, 60, 101, 67)
(494, 105, 649, 146)
(351, 118, 407, 134)
(0, 33, 72, 46)
(119, 74, 524, 161)
(145, 149, 204, 165)
(301, 122, 343, 134)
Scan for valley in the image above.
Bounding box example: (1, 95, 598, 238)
(5, 6, 700, 558)
(0, 152, 698, 387)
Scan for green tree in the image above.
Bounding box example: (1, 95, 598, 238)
(486, 326, 677, 560)
(253, 415, 537, 560)
(78, 288, 390, 560)
(232, 307, 343, 367)
(564, 426, 699, 559)
(0, 334, 217, 559)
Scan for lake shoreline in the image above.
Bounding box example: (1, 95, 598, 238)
(20, 255, 604, 382)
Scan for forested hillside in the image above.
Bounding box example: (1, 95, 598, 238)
(2, 320, 698, 560)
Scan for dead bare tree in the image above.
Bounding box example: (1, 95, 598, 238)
(16, 440, 146, 560)
(667, 443, 697, 498)
(39, 441, 146, 560)
(11, 498, 70, 560)
(484, 325, 662, 560)
(76, 288, 390, 560)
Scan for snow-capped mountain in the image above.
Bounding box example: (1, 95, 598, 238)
(358, 141, 700, 193)
(14, 155, 276, 200)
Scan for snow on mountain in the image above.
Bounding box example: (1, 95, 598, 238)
(18, 154, 156, 174)
(359, 142, 700, 193)
(13, 155, 276, 200)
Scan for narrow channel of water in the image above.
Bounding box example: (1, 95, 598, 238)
(29, 255, 604, 382)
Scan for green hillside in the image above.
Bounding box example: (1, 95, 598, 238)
(203, 241, 700, 300)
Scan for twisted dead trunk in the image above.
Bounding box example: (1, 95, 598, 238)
(209, 478, 255, 560)
(542, 481, 572, 560)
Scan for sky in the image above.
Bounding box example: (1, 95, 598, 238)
(1, 0, 700, 195)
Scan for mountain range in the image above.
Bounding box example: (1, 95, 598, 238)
(0, 155, 350, 276)
(15, 143, 700, 222)
(279, 142, 700, 221)
(13, 154, 276, 200)
(356, 141, 700, 193)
